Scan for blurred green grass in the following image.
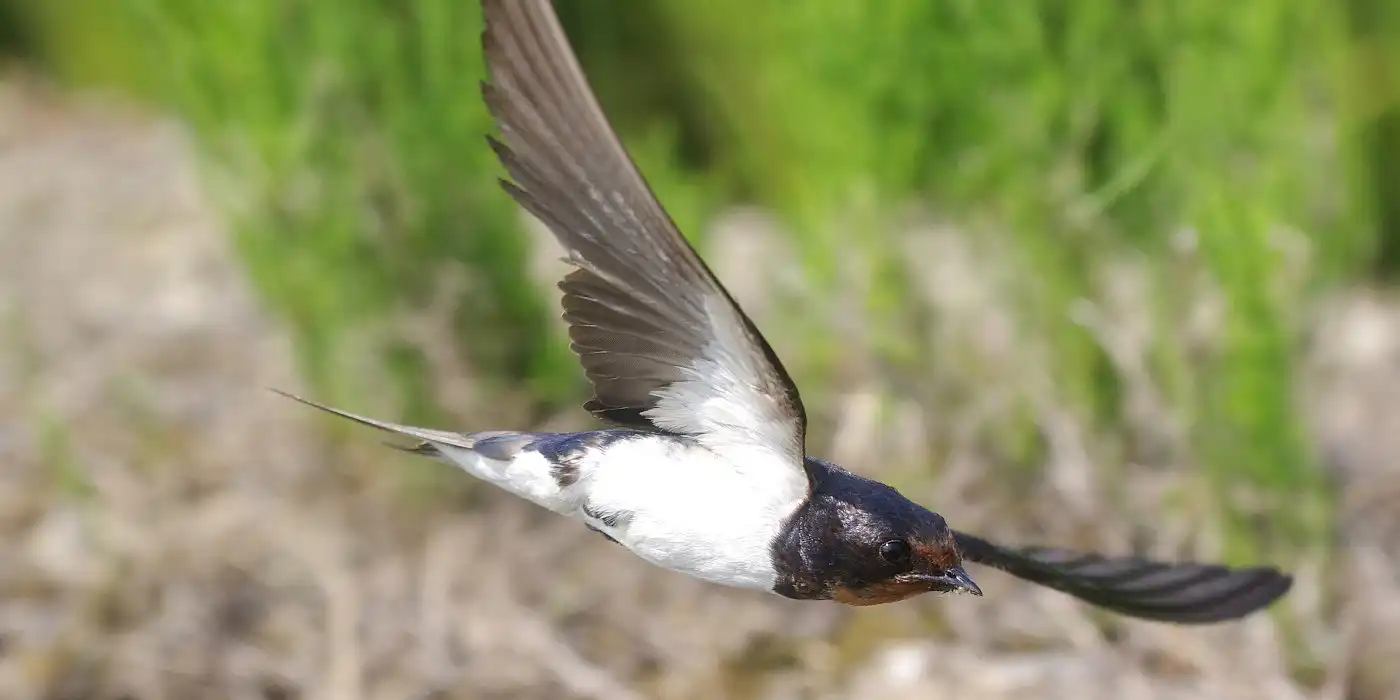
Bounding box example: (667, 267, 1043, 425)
(7, 0, 1399, 562)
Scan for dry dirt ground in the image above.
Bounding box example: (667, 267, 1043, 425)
(2, 77, 1400, 700)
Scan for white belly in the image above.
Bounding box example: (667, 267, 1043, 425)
(573, 437, 805, 591)
(275, 396, 807, 591)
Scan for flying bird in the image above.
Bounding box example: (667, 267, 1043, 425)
(278, 0, 1292, 622)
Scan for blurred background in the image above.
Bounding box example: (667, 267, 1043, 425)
(1, 0, 1398, 698)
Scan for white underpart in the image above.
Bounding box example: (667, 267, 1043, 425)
(433, 433, 805, 592)
(430, 443, 572, 513)
(277, 393, 809, 592)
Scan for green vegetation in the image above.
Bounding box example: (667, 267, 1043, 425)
(8, 0, 1399, 561)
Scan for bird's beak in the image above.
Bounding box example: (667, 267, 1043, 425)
(943, 566, 982, 596)
(912, 566, 983, 596)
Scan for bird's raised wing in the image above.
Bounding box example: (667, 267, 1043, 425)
(953, 531, 1292, 624)
(480, 0, 809, 482)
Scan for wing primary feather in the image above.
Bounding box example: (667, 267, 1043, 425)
(954, 531, 1293, 624)
(479, 0, 810, 490)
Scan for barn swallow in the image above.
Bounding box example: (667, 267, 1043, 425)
(277, 0, 1293, 622)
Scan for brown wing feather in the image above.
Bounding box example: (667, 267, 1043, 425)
(480, 0, 808, 470)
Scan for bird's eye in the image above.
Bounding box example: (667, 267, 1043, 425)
(879, 540, 911, 565)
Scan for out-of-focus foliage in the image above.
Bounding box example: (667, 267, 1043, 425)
(7, 0, 1399, 561)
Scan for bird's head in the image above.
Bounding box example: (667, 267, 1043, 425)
(772, 460, 982, 606)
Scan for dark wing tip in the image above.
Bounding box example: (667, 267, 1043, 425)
(955, 531, 1294, 625)
(1096, 565, 1293, 624)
